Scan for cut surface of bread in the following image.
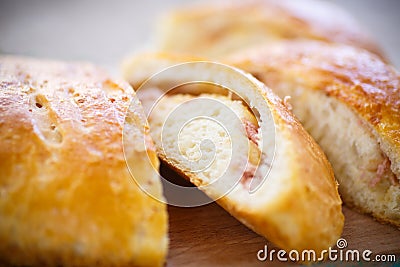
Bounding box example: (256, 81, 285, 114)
(125, 60, 344, 255)
(0, 56, 168, 266)
(228, 41, 400, 226)
(156, 0, 383, 59)
(146, 92, 261, 190)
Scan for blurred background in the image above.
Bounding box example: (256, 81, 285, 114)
(1, 0, 399, 73)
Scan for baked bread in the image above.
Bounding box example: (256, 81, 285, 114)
(123, 57, 344, 254)
(227, 40, 400, 226)
(0, 56, 168, 266)
(156, 0, 383, 59)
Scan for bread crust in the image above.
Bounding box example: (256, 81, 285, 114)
(0, 56, 168, 266)
(176, 89, 344, 253)
(228, 40, 400, 226)
(157, 0, 383, 59)
(228, 41, 400, 181)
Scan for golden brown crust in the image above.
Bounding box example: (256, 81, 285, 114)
(157, 0, 384, 59)
(218, 87, 344, 252)
(228, 41, 400, 180)
(0, 56, 168, 266)
(122, 52, 205, 89)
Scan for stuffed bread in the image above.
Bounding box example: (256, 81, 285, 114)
(0, 56, 168, 266)
(228, 41, 400, 226)
(123, 56, 344, 254)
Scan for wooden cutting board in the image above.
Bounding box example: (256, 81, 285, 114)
(161, 165, 400, 266)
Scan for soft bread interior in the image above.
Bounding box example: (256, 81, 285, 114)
(144, 91, 261, 194)
(138, 84, 343, 253)
(271, 85, 400, 225)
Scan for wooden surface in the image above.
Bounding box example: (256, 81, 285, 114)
(162, 166, 400, 266)
(167, 204, 400, 266)
(167, 203, 400, 266)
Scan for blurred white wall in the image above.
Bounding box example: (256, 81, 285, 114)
(1, 0, 399, 72)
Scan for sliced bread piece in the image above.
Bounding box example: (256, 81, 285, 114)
(124, 59, 344, 254)
(228, 40, 400, 226)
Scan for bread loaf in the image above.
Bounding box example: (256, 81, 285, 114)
(0, 56, 168, 266)
(156, 0, 383, 59)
